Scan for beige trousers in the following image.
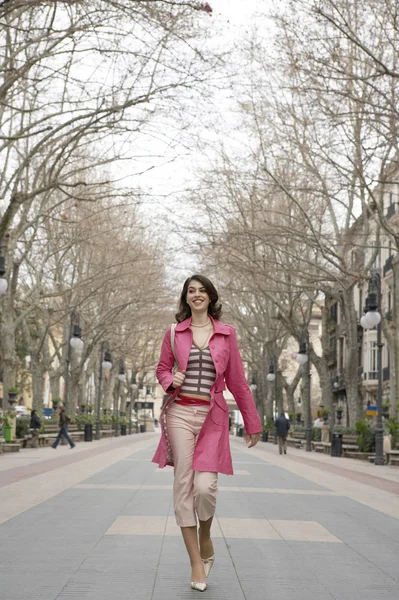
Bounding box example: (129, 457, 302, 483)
(278, 436, 287, 454)
(167, 402, 218, 527)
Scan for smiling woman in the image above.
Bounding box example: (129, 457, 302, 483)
(152, 273, 262, 592)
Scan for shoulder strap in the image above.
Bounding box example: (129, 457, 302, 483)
(170, 323, 177, 360)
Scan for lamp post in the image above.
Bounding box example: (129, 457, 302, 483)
(138, 382, 144, 432)
(295, 337, 312, 452)
(250, 372, 257, 393)
(114, 358, 125, 437)
(266, 362, 277, 443)
(129, 370, 138, 435)
(95, 341, 112, 440)
(361, 271, 384, 466)
(64, 310, 84, 414)
(0, 248, 8, 295)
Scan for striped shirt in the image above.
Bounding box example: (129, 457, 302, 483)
(179, 343, 216, 399)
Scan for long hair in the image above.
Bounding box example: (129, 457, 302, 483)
(175, 274, 222, 323)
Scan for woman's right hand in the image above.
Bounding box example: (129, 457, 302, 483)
(172, 370, 185, 388)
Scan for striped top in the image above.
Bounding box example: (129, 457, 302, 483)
(179, 343, 216, 399)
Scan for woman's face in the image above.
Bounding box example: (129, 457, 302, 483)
(186, 279, 210, 315)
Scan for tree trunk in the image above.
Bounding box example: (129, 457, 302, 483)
(389, 258, 399, 417)
(0, 296, 17, 409)
(30, 351, 45, 411)
(276, 372, 284, 415)
(311, 303, 333, 411)
(342, 288, 363, 425)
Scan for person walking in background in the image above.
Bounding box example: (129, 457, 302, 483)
(153, 274, 262, 592)
(52, 405, 75, 449)
(275, 411, 290, 455)
(29, 409, 41, 448)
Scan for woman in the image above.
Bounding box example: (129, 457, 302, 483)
(153, 275, 262, 592)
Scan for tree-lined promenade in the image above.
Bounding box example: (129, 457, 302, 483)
(1, 2, 399, 463)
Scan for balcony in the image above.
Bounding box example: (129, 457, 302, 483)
(331, 374, 345, 392)
(386, 203, 396, 219)
(364, 371, 378, 380)
(362, 371, 378, 388)
(383, 254, 393, 277)
(383, 366, 390, 381)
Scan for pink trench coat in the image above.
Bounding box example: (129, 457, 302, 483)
(152, 317, 262, 475)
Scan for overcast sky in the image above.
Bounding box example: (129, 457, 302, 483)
(130, 0, 275, 205)
(120, 0, 278, 277)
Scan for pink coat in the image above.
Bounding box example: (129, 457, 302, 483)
(152, 316, 262, 475)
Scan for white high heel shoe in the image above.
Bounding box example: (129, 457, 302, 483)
(201, 554, 215, 578)
(191, 581, 207, 592)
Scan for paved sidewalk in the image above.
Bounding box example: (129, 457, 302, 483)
(1, 434, 398, 600)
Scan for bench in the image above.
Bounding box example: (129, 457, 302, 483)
(311, 434, 359, 456)
(386, 450, 399, 466)
(288, 431, 306, 448)
(342, 434, 359, 455)
(312, 441, 330, 453)
(1, 442, 21, 452)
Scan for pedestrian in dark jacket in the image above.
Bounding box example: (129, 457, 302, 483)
(29, 410, 41, 448)
(275, 412, 290, 455)
(30, 410, 41, 430)
(52, 406, 75, 449)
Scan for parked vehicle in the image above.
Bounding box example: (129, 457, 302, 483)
(14, 405, 29, 417)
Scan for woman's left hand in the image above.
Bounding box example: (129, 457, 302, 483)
(246, 433, 261, 448)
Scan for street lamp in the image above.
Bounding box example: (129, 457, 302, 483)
(64, 310, 84, 413)
(267, 361, 278, 443)
(129, 370, 138, 435)
(361, 271, 384, 466)
(295, 339, 312, 452)
(114, 358, 125, 437)
(250, 372, 257, 392)
(137, 382, 144, 432)
(0, 253, 8, 295)
(266, 363, 276, 382)
(95, 341, 112, 440)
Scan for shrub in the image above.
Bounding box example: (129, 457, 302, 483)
(386, 417, 399, 450)
(355, 419, 376, 453)
(72, 414, 95, 430)
(16, 416, 30, 438)
(311, 427, 322, 441)
(264, 416, 275, 431)
(100, 414, 113, 425)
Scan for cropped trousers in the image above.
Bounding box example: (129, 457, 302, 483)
(167, 402, 218, 527)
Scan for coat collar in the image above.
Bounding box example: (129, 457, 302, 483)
(175, 315, 231, 335)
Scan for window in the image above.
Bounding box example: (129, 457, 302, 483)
(329, 333, 337, 360)
(368, 341, 377, 375)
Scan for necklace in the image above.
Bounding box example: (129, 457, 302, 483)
(191, 319, 211, 328)
(194, 330, 212, 350)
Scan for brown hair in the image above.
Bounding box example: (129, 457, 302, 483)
(175, 274, 222, 323)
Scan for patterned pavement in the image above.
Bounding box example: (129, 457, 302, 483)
(0, 433, 398, 600)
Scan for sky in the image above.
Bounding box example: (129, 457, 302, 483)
(126, 0, 277, 252)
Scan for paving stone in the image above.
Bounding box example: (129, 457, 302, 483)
(1, 437, 398, 600)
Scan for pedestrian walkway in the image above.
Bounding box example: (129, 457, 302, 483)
(1, 434, 398, 600)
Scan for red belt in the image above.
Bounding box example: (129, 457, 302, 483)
(174, 395, 211, 406)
